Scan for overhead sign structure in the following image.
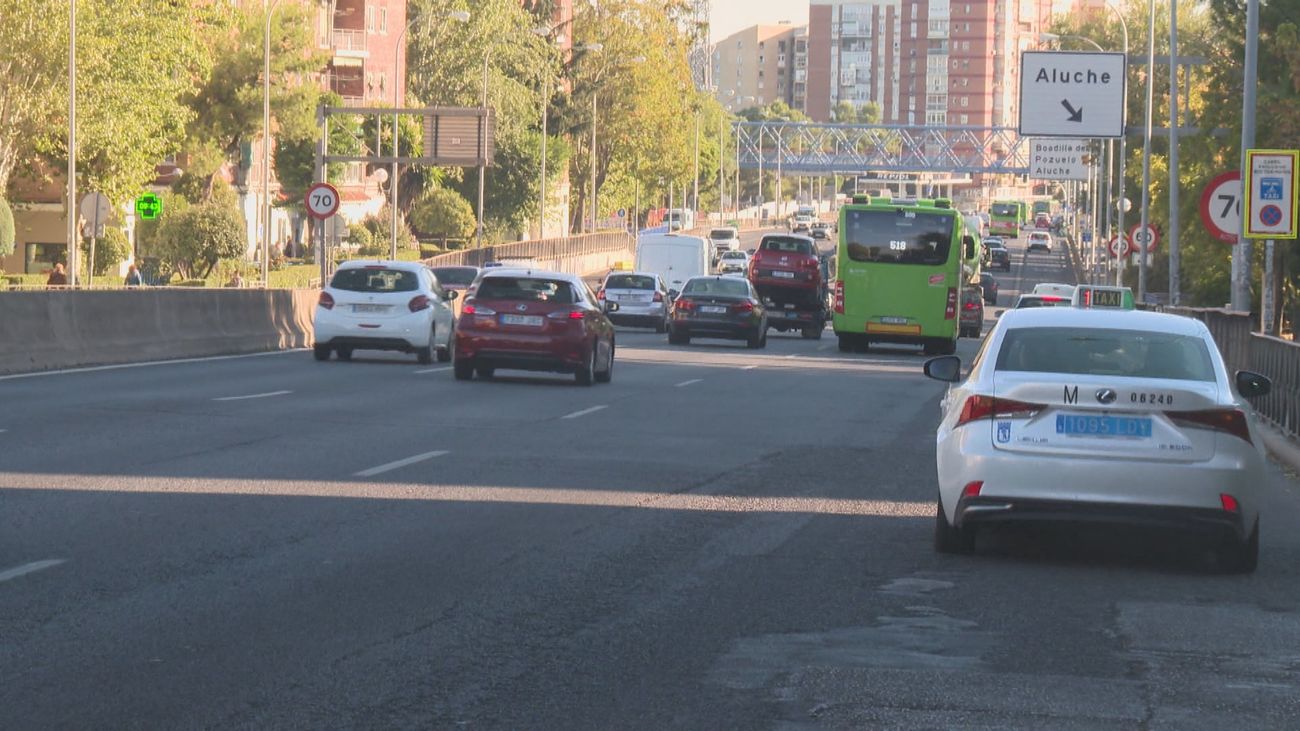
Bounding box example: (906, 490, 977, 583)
(135, 193, 163, 220)
(1199, 171, 1241, 244)
(1128, 223, 1160, 254)
(305, 182, 341, 220)
(1028, 138, 1092, 181)
(422, 107, 496, 167)
(1019, 52, 1127, 139)
(1243, 149, 1298, 239)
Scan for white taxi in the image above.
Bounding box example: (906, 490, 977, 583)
(314, 260, 457, 364)
(924, 307, 1271, 572)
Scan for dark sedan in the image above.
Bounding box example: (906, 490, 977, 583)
(986, 245, 1011, 272)
(979, 272, 999, 305)
(668, 276, 768, 348)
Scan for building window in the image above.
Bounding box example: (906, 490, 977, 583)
(380, 8, 388, 33)
(24, 243, 64, 274)
(366, 6, 375, 32)
(960, 114, 969, 124)
(961, 96, 969, 107)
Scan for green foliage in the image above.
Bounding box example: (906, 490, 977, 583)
(80, 227, 131, 276)
(410, 187, 477, 240)
(25, 1, 211, 205)
(0, 197, 14, 258)
(155, 199, 247, 280)
(135, 192, 191, 258)
(361, 208, 417, 253)
(347, 222, 375, 251)
(832, 101, 883, 125)
(274, 102, 364, 210)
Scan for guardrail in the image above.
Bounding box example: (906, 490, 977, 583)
(1164, 307, 1299, 439)
(422, 232, 633, 268)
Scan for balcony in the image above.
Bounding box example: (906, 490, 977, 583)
(324, 71, 366, 106)
(333, 29, 368, 58)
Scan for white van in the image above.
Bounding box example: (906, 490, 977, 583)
(635, 233, 710, 293)
(665, 209, 695, 232)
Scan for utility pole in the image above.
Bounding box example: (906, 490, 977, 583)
(1232, 0, 1260, 312)
(1167, 0, 1181, 305)
(67, 0, 77, 287)
(1136, 0, 1157, 302)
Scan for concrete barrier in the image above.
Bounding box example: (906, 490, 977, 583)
(0, 289, 316, 375)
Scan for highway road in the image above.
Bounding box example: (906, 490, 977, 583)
(4, 236, 1300, 728)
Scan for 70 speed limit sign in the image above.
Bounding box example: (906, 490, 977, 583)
(305, 182, 341, 220)
(1199, 171, 1241, 244)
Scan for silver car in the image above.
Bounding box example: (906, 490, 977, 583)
(598, 271, 670, 332)
(924, 307, 1271, 572)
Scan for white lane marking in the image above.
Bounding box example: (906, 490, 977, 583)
(0, 429, 7, 434)
(818, 343, 833, 351)
(783, 354, 799, 359)
(414, 367, 452, 374)
(675, 379, 703, 387)
(0, 350, 305, 382)
(742, 365, 759, 370)
(354, 450, 450, 478)
(0, 559, 66, 584)
(212, 390, 292, 402)
(561, 405, 608, 420)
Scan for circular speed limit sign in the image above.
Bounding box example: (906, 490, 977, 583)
(1128, 223, 1160, 254)
(1198, 171, 1241, 244)
(1108, 233, 1132, 258)
(305, 182, 341, 220)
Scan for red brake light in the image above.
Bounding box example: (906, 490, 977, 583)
(409, 295, 432, 312)
(676, 299, 695, 311)
(1042, 295, 1065, 302)
(462, 303, 496, 316)
(733, 301, 754, 313)
(962, 300, 979, 311)
(963, 481, 984, 498)
(1166, 408, 1253, 445)
(1220, 493, 1240, 513)
(945, 287, 958, 320)
(834, 280, 844, 314)
(956, 395, 1043, 427)
(318, 292, 335, 310)
(569, 310, 586, 320)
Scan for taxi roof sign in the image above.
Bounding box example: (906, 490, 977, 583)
(1072, 285, 1135, 310)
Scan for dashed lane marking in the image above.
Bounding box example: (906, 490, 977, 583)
(561, 405, 608, 420)
(675, 379, 703, 387)
(354, 450, 450, 478)
(0, 559, 66, 585)
(212, 390, 292, 402)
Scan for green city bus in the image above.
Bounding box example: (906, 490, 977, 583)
(988, 200, 1025, 238)
(833, 197, 980, 355)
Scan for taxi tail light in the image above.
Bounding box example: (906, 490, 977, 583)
(408, 295, 432, 312)
(963, 481, 984, 498)
(1166, 408, 1253, 445)
(318, 292, 335, 310)
(834, 280, 845, 314)
(1220, 493, 1240, 513)
(944, 287, 958, 320)
(956, 395, 1043, 427)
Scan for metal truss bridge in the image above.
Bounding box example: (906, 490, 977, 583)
(735, 121, 1032, 176)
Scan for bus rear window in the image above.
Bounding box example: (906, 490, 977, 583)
(990, 203, 1018, 216)
(843, 210, 954, 266)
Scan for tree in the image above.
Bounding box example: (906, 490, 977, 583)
(410, 187, 477, 241)
(80, 227, 130, 276)
(0, 0, 64, 193)
(361, 208, 417, 252)
(0, 197, 13, 259)
(155, 200, 246, 280)
(275, 104, 364, 213)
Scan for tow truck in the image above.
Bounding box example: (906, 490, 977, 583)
(747, 233, 831, 339)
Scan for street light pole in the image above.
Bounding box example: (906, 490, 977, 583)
(1168, 0, 1181, 304)
(1232, 0, 1260, 311)
(478, 46, 494, 248)
(590, 89, 597, 233)
(67, 0, 77, 288)
(263, 0, 283, 286)
(1111, 3, 1130, 288)
(1136, 0, 1157, 302)
(539, 71, 549, 238)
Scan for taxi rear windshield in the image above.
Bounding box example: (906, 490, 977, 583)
(843, 209, 953, 265)
(330, 268, 419, 293)
(996, 327, 1216, 381)
(476, 277, 576, 304)
(605, 274, 656, 290)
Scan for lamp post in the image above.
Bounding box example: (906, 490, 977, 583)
(530, 27, 564, 239)
(262, 0, 283, 287)
(581, 47, 643, 234)
(1232, 0, 1260, 311)
(1137, 0, 1157, 302)
(67, 0, 77, 287)
(392, 11, 468, 258)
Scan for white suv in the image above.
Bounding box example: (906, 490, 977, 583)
(314, 260, 457, 364)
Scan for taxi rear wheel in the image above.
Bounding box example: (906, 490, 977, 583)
(934, 500, 975, 554)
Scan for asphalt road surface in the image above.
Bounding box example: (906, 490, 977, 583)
(4, 235, 1300, 728)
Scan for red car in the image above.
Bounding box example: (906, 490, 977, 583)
(747, 233, 824, 308)
(453, 270, 616, 385)
(1034, 213, 1052, 229)
(959, 286, 984, 338)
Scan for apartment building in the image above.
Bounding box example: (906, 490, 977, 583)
(712, 23, 805, 113)
(806, 1, 903, 123)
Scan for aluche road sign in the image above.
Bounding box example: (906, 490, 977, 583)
(1019, 52, 1127, 139)
(1243, 149, 1298, 239)
(1028, 138, 1091, 181)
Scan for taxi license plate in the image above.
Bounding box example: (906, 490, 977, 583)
(773, 271, 795, 279)
(1056, 414, 1152, 438)
(353, 304, 388, 313)
(500, 314, 543, 326)
(701, 306, 727, 314)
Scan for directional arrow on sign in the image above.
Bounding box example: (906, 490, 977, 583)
(1061, 100, 1084, 123)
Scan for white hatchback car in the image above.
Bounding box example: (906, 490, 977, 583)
(924, 307, 1271, 572)
(1026, 231, 1054, 252)
(1032, 282, 1076, 299)
(716, 249, 750, 274)
(314, 260, 457, 363)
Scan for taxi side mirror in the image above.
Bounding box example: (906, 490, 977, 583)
(924, 355, 962, 383)
(604, 302, 621, 313)
(1235, 370, 1271, 399)
(444, 290, 459, 301)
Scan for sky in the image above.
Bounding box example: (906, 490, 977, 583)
(710, 0, 808, 43)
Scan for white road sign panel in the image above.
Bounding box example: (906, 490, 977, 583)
(1198, 171, 1241, 244)
(1028, 139, 1092, 181)
(1244, 149, 1298, 239)
(1019, 52, 1127, 139)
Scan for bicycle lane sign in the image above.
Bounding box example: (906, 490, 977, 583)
(1244, 149, 1298, 239)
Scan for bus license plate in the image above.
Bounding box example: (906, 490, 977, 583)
(1055, 414, 1152, 438)
(881, 316, 908, 325)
